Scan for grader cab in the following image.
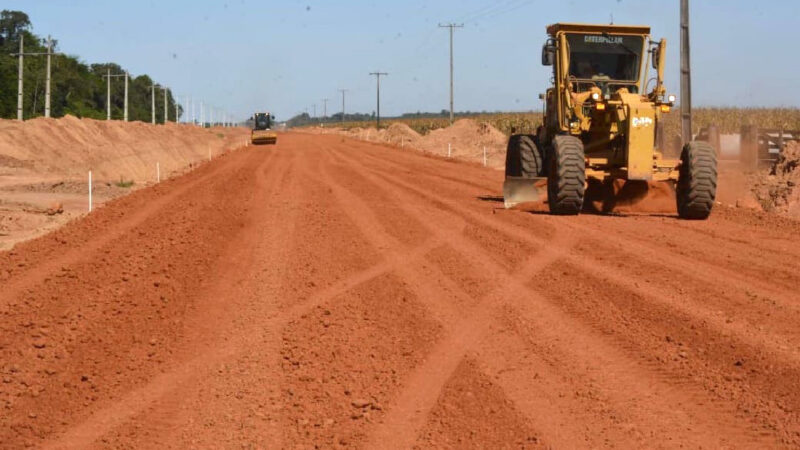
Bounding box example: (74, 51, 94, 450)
(504, 23, 717, 219)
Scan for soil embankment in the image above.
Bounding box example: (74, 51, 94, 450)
(0, 116, 249, 249)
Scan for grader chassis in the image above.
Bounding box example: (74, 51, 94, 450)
(504, 23, 717, 219)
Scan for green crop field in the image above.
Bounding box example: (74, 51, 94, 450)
(316, 108, 800, 139)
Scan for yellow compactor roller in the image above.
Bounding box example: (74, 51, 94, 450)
(251, 112, 277, 145)
(504, 23, 717, 219)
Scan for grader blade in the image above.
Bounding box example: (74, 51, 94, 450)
(503, 177, 547, 209)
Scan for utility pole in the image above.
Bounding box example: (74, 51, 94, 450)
(11, 35, 63, 120)
(106, 68, 111, 120)
(338, 89, 349, 123)
(312, 104, 317, 120)
(102, 69, 126, 120)
(124, 71, 129, 122)
(369, 71, 388, 128)
(162, 87, 168, 123)
(151, 84, 156, 124)
(680, 0, 692, 144)
(322, 98, 328, 121)
(16, 36, 23, 121)
(439, 23, 463, 124)
(45, 36, 52, 118)
(200, 101, 205, 127)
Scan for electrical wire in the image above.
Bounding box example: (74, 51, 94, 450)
(468, 0, 536, 24)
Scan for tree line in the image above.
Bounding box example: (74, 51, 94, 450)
(0, 10, 180, 122)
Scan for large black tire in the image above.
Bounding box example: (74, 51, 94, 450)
(677, 141, 717, 220)
(505, 134, 543, 178)
(547, 135, 585, 215)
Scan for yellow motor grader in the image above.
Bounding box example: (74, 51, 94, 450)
(504, 23, 717, 219)
(251, 112, 278, 145)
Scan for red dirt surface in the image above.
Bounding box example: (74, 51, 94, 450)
(1, 133, 800, 448)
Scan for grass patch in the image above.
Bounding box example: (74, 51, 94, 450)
(115, 178, 135, 188)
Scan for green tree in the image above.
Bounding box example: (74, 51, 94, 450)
(0, 9, 181, 122)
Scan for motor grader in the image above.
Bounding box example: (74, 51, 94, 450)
(504, 23, 717, 219)
(251, 112, 278, 145)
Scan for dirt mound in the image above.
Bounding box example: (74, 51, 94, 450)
(307, 119, 509, 168)
(416, 119, 507, 167)
(752, 141, 800, 216)
(0, 116, 249, 182)
(384, 122, 421, 145)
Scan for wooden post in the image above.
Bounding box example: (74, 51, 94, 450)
(706, 124, 720, 158)
(740, 125, 758, 170)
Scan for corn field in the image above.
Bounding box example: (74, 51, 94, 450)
(320, 108, 800, 138)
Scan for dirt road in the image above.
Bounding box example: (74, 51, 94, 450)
(1, 133, 799, 448)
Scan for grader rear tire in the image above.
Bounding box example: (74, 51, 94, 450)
(505, 134, 543, 178)
(677, 141, 717, 220)
(547, 135, 585, 215)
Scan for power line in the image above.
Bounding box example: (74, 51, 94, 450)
(369, 71, 388, 128)
(438, 23, 463, 124)
(458, 0, 522, 23)
(462, 0, 533, 24)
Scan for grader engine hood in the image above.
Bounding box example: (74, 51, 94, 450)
(619, 93, 656, 180)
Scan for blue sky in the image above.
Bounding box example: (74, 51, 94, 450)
(8, 0, 799, 121)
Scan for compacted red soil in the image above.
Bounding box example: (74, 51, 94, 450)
(1, 133, 799, 449)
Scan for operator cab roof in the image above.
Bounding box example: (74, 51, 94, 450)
(547, 23, 651, 36)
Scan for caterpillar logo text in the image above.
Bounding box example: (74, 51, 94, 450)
(632, 117, 654, 128)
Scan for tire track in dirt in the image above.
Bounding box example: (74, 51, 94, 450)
(36, 140, 445, 449)
(412, 357, 543, 449)
(328, 147, 700, 447)
(371, 156, 799, 444)
(272, 145, 445, 447)
(69, 147, 297, 449)
(331, 139, 789, 447)
(346, 143, 797, 443)
(345, 140, 800, 352)
(347, 136, 798, 310)
(2, 149, 270, 449)
(317, 144, 563, 447)
(32, 147, 284, 449)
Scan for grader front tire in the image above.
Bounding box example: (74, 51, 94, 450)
(677, 141, 717, 220)
(547, 135, 585, 215)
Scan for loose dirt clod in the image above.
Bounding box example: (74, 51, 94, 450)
(752, 141, 800, 216)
